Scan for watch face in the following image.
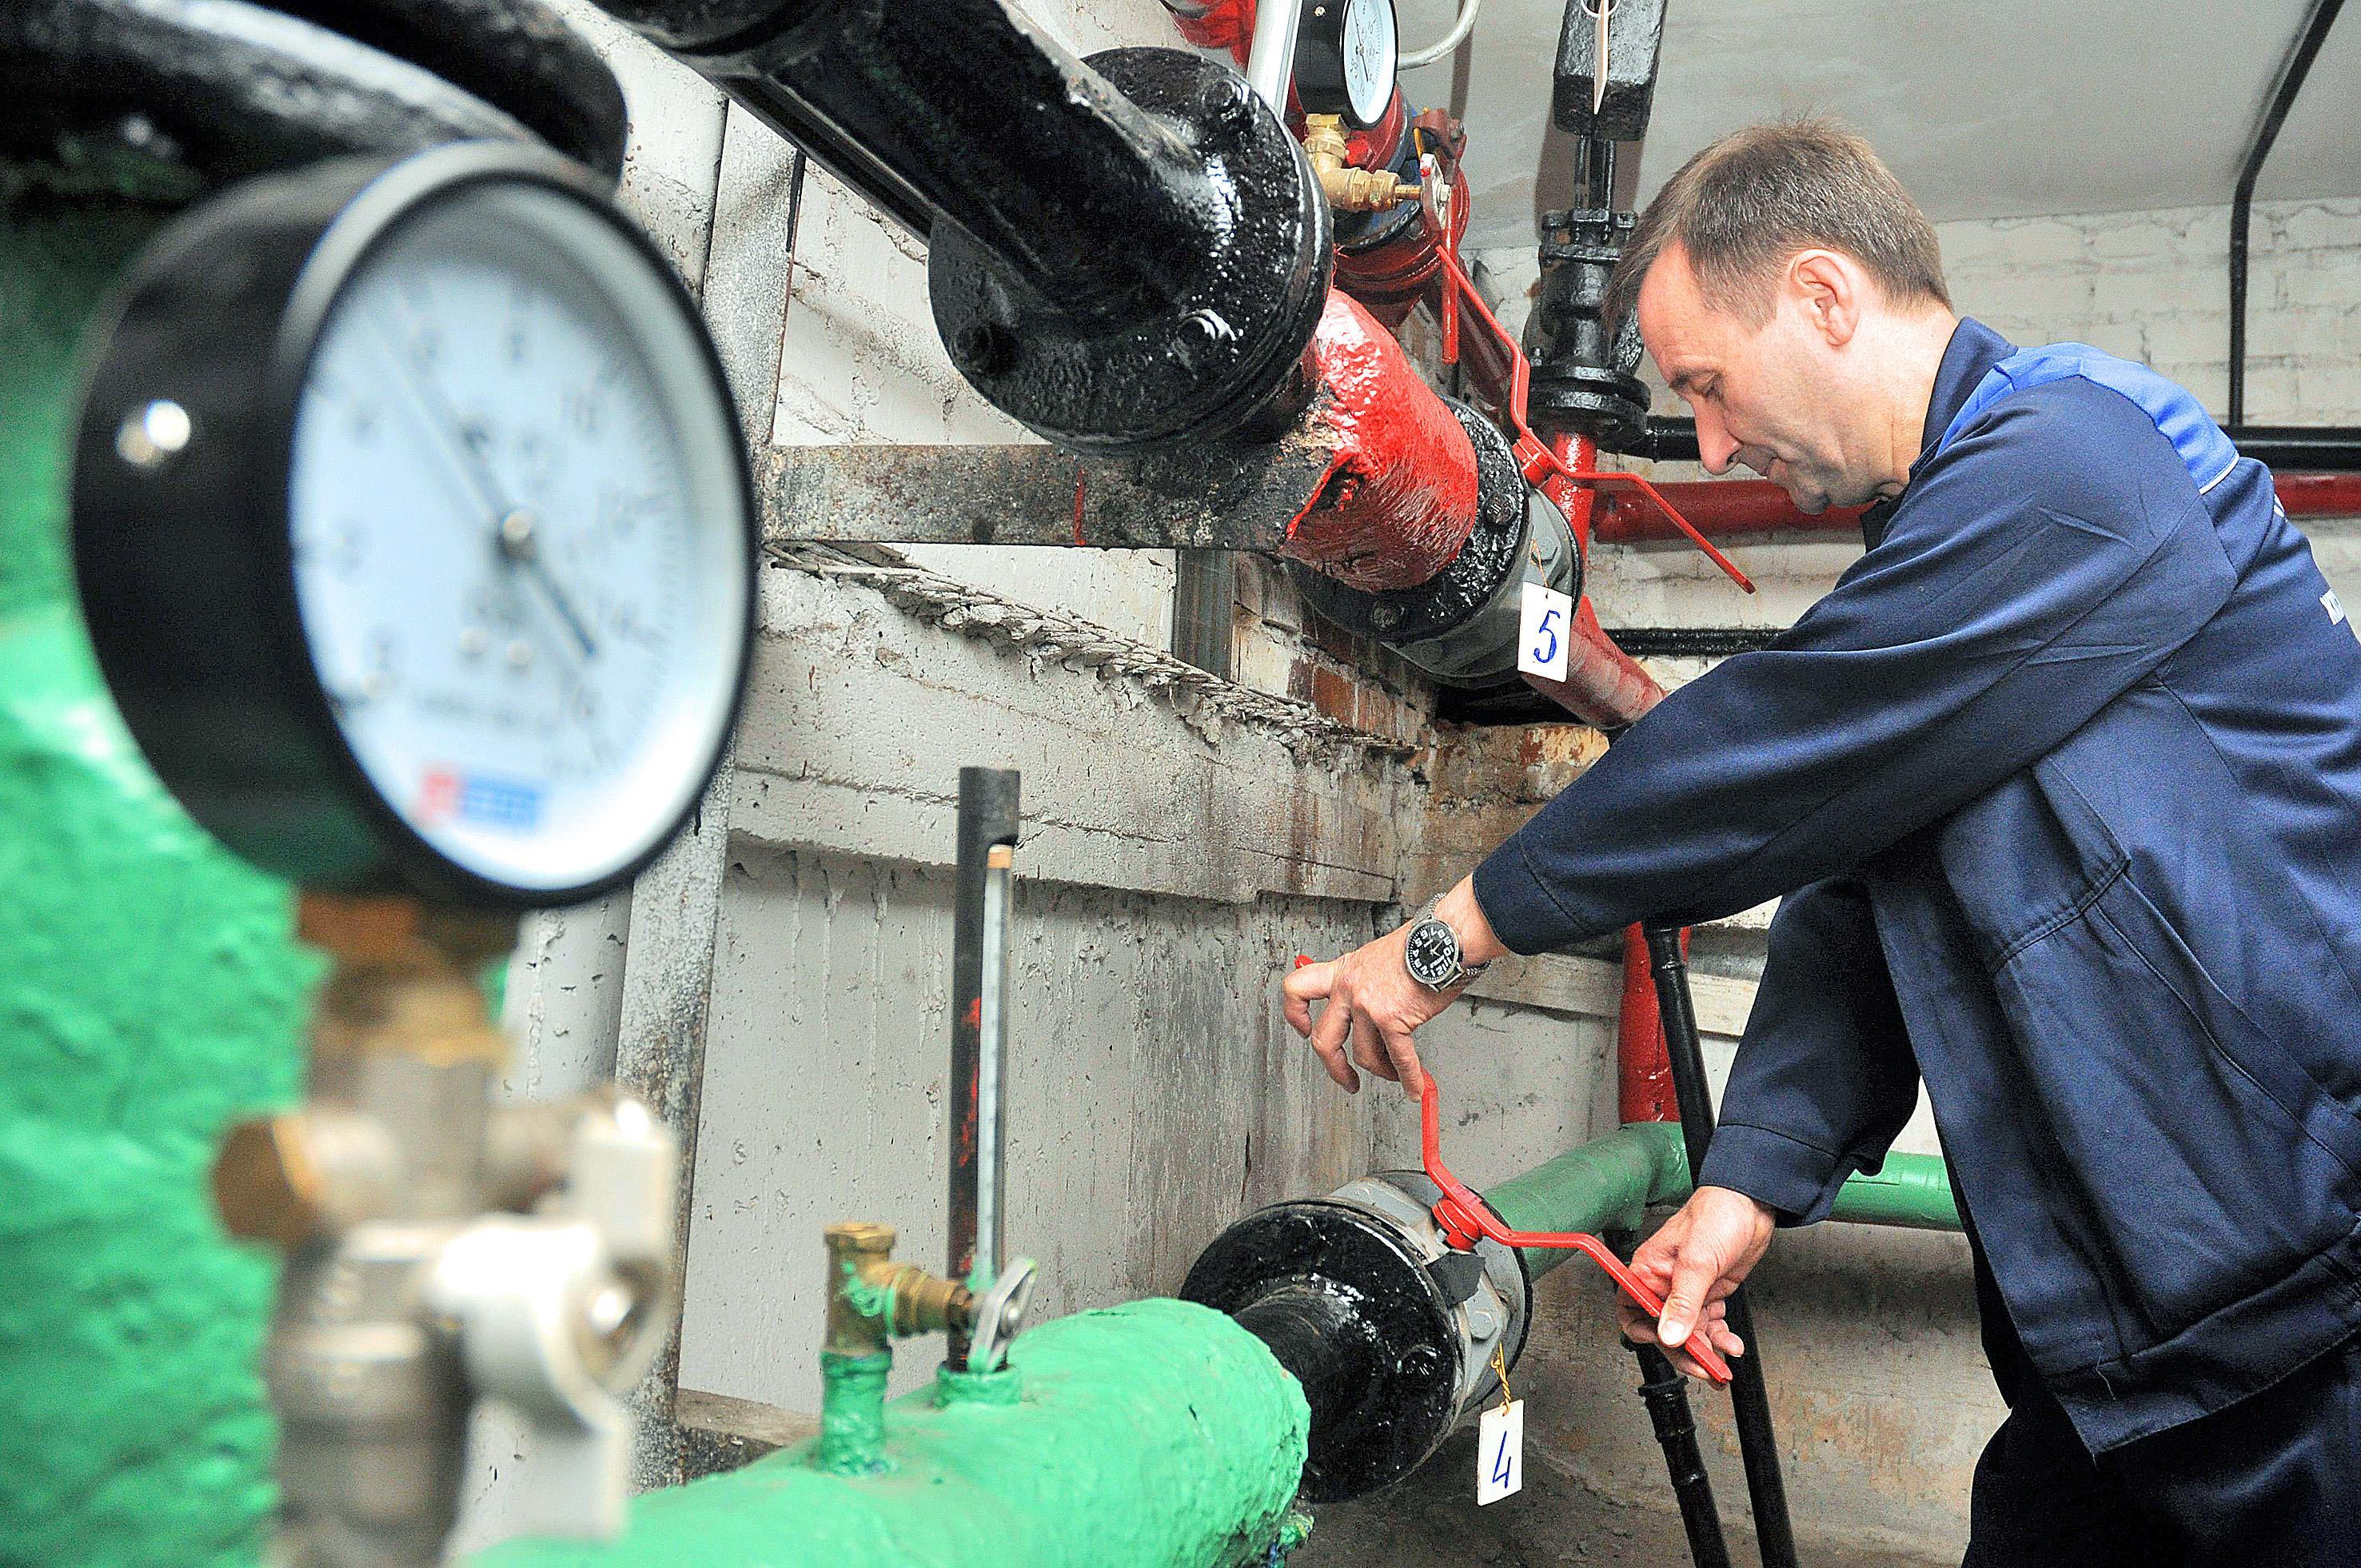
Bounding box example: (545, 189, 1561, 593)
(1341, 0, 1398, 126)
(1404, 917, 1459, 987)
(285, 174, 749, 897)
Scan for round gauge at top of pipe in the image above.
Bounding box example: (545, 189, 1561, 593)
(71, 142, 756, 908)
(1296, 0, 1400, 127)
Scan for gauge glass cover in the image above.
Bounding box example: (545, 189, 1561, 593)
(1342, 0, 1399, 126)
(286, 180, 747, 896)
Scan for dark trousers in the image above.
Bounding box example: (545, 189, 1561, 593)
(1960, 1243, 2361, 1567)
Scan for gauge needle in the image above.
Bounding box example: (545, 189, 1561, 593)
(497, 510, 600, 660)
(367, 310, 599, 662)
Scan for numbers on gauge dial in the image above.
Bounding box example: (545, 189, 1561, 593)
(289, 236, 692, 860)
(1342, 0, 1397, 124)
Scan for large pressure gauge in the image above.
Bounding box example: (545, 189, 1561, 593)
(73, 142, 755, 908)
(1297, 0, 1400, 127)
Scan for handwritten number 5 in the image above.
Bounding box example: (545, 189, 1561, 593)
(1532, 607, 1561, 664)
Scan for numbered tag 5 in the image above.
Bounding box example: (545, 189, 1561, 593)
(1518, 584, 1573, 682)
(1478, 1398, 1524, 1505)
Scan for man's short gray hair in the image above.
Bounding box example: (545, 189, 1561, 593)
(1606, 119, 1951, 329)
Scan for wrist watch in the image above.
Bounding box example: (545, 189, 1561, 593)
(1402, 894, 1490, 994)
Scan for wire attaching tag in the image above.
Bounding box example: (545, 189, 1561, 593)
(1490, 1343, 1514, 1414)
(1478, 1395, 1524, 1505)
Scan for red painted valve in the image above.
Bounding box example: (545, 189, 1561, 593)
(1418, 1072, 1734, 1386)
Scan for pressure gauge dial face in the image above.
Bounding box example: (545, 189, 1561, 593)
(1299, 0, 1399, 128)
(1339, 0, 1400, 126)
(74, 142, 755, 907)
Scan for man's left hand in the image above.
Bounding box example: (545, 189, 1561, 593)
(1282, 877, 1506, 1097)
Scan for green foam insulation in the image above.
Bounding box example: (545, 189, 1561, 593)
(0, 193, 317, 1566)
(476, 1299, 1311, 1568)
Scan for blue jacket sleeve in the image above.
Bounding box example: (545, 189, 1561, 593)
(1470, 379, 2239, 954)
(1696, 876, 1920, 1224)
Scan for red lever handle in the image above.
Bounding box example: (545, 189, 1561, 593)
(1418, 1072, 1733, 1387)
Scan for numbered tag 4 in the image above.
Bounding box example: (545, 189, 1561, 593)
(1517, 584, 1574, 682)
(1478, 1398, 1524, 1505)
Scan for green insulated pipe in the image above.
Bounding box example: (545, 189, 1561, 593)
(1485, 1123, 1960, 1279)
(474, 1299, 1312, 1568)
(0, 190, 316, 1566)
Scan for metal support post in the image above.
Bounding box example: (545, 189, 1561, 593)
(948, 768, 1020, 1364)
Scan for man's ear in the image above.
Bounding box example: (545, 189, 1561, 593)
(1787, 249, 1860, 347)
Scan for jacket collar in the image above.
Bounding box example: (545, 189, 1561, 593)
(1860, 317, 2015, 550)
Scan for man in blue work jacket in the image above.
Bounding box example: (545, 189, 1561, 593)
(1284, 119, 2361, 1563)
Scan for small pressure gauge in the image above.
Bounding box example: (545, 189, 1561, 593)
(1298, 0, 1400, 128)
(73, 142, 755, 908)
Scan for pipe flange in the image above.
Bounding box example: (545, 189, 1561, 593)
(1292, 399, 1572, 684)
(1370, 1171, 1536, 1386)
(1182, 1198, 1459, 1502)
(0, 0, 546, 198)
(927, 46, 1332, 455)
(1529, 361, 1654, 455)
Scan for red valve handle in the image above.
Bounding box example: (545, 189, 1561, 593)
(1418, 1072, 1734, 1387)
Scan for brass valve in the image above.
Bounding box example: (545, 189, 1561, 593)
(824, 1222, 975, 1357)
(1303, 114, 1419, 213)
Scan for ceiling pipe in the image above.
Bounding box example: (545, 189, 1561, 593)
(592, 2, 1330, 456)
(2230, 0, 2346, 426)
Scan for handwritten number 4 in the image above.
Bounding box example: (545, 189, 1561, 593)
(1492, 1433, 1514, 1487)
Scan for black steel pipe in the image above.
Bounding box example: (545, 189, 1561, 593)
(593, 0, 1217, 324)
(947, 767, 1019, 1365)
(603, 0, 1215, 323)
(1633, 417, 2361, 472)
(1645, 921, 1798, 1568)
(2231, 0, 2346, 426)
(1230, 1283, 1386, 1431)
(1632, 1343, 1735, 1568)
(599, 5, 1330, 456)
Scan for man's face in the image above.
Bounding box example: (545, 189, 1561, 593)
(1636, 245, 1878, 513)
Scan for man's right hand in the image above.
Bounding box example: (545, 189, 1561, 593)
(1617, 1184, 1777, 1380)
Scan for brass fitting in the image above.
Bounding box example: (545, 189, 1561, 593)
(824, 1222, 975, 1357)
(1302, 113, 1419, 213)
(298, 894, 513, 1071)
(213, 1106, 401, 1249)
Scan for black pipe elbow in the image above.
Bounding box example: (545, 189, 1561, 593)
(590, 2, 1332, 454)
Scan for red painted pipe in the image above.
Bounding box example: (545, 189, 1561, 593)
(2275, 472, 2361, 517)
(1161, 0, 1255, 57)
(1282, 290, 1482, 590)
(1617, 923, 1679, 1123)
(1515, 436, 1669, 728)
(1597, 471, 2361, 545)
(1594, 482, 1862, 543)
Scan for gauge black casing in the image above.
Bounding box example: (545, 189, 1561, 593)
(71, 141, 756, 908)
(1294, 0, 1398, 128)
